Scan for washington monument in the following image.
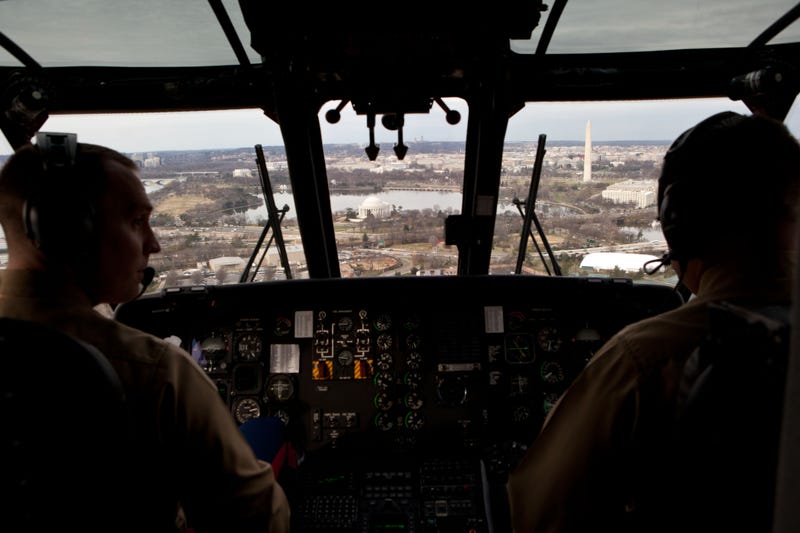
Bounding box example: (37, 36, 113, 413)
(583, 120, 592, 182)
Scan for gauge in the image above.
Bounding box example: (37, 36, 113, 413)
(374, 412, 394, 431)
(403, 315, 420, 330)
(314, 329, 330, 347)
(373, 371, 393, 389)
(406, 333, 421, 350)
(236, 333, 262, 361)
(406, 351, 422, 370)
(537, 326, 563, 352)
(540, 360, 565, 384)
(376, 333, 393, 350)
(404, 390, 423, 410)
(376, 352, 393, 371)
(404, 371, 423, 388)
(337, 350, 354, 366)
(543, 392, 561, 415)
(404, 411, 425, 431)
(356, 329, 371, 349)
(273, 409, 290, 426)
(505, 333, 535, 363)
(273, 317, 292, 336)
(266, 374, 294, 402)
(373, 313, 392, 331)
(201, 333, 228, 362)
(512, 404, 532, 423)
(233, 397, 261, 424)
(337, 316, 354, 332)
(507, 310, 527, 331)
(373, 391, 394, 411)
(436, 375, 467, 406)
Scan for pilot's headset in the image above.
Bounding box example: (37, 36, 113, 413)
(23, 132, 98, 262)
(657, 111, 747, 265)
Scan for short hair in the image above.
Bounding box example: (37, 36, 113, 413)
(657, 111, 800, 260)
(0, 141, 137, 247)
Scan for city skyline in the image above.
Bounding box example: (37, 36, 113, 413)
(0, 97, 765, 156)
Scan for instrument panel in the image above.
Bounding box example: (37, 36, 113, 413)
(115, 275, 681, 531)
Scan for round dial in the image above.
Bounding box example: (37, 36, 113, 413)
(537, 326, 563, 352)
(266, 374, 294, 402)
(337, 350, 354, 366)
(376, 333, 393, 350)
(404, 411, 425, 431)
(543, 392, 561, 415)
(337, 316, 354, 332)
(406, 333, 421, 350)
(405, 390, 423, 410)
(237, 333, 262, 361)
(507, 310, 527, 331)
(273, 317, 292, 336)
(376, 352, 393, 371)
(233, 397, 260, 424)
(540, 360, 565, 384)
(201, 333, 227, 362)
(373, 313, 392, 332)
(406, 351, 422, 370)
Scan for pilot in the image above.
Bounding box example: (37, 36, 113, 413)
(0, 138, 290, 532)
(506, 111, 800, 532)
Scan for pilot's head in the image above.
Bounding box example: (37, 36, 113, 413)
(657, 111, 800, 275)
(0, 139, 161, 305)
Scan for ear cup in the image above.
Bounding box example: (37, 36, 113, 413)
(25, 132, 96, 259)
(24, 193, 96, 257)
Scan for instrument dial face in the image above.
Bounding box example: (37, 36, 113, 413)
(266, 374, 294, 402)
(376, 333, 393, 350)
(374, 313, 392, 332)
(337, 350, 354, 366)
(540, 360, 565, 384)
(337, 316, 354, 332)
(505, 334, 535, 363)
(201, 333, 228, 361)
(233, 397, 261, 424)
(237, 333, 262, 361)
(406, 351, 422, 370)
(537, 326, 562, 352)
(376, 352, 393, 371)
(273, 317, 292, 336)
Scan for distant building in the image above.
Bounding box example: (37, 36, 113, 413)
(357, 195, 391, 219)
(208, 256, 246, 272)
(580, 252, 661, 273)
(601, 179, 656, 208)
(233, 168, 253, 178)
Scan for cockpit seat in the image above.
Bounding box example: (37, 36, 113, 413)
(667, 302, 790, 532)
(1, 318, 130, 531)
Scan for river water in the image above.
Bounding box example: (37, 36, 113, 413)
(246, 190, 463, 221)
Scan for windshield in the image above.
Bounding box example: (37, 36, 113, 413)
(0, 96, 754, 288)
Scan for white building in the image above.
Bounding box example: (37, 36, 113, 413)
(580, 252, 661, 273)
(601, 179, 656, 208)
(357, 195, 391, 219)
(232, 168, 254, 178)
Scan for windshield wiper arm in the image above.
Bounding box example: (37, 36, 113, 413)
(207, 0, 252, 67)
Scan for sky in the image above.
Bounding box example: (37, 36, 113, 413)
(2, 0, 798, 155)
(2, 97, 781, 156)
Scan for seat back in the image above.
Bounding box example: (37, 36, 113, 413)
(0, 317, 130, 531)
(669, 302, 790, 532)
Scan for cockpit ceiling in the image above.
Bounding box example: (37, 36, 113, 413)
(0, 1, 799, 118)
(1, 1, 798, 69)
